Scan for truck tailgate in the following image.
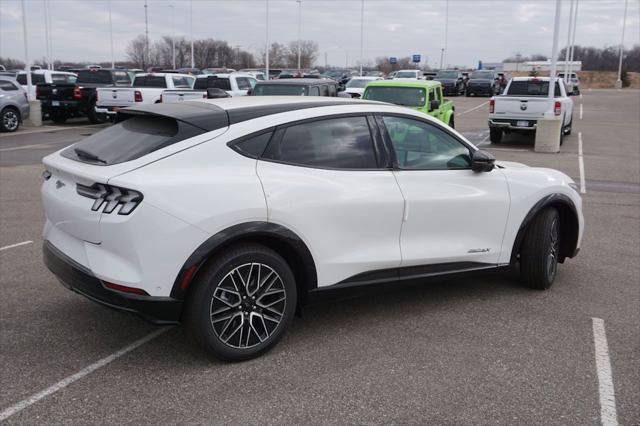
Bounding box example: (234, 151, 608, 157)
(493, 97, 551, 119)
(36, 84, 76, 101)
(96, 88, 136, 107)
(162, 90, 206, 103)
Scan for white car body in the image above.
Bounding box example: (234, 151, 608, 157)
(95, 73, 195, 114)
(41, 97, 583, 358)
(161, 73, 257, 103)
(344, 76, 383, 98)
(16, 70, 77, 99)
(489, 77, 574, 133)
(393, 70, 423, 80)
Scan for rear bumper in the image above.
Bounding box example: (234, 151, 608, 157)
(39, 100, 81, 112)
(489, 119, 537, 131)
(94, 106, 120, 115)
(43, 240, 183, 324)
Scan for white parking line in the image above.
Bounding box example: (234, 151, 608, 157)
(0, 327, 170, 421)
(0, 240, 33, 252)
(0, 125, 103, 138)
(580, 103, 583, 120)
(578, 132, 586, 194)
(476, 133, 490, 147)
(592, 318, 618, 426)
(459, 100, 489, 116)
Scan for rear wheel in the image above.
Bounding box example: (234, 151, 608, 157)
(87, 100, 108, 124)
(0, 107, 20, 132)
(520, 207, 560, 290)
(489, 127, 502, 144)
(185, 244, 297, 361)
(50, 110, 67, 124)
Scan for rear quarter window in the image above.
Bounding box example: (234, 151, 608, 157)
(61, 115, 206, 165)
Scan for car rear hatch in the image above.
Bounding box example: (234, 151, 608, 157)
(41, 102, 230, 244)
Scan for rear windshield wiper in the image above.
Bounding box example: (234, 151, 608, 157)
(74, 147, 107, 164)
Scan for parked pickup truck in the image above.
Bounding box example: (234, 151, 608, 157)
(161, 73, 256, 103)
(488, 76, 574, 144)
(362, 80, 455, 127)
(36, 68, 132, 123)
(95, 73, 195, 115)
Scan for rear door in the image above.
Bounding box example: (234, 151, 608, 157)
(378, 114, 510, 268)
(257, 115, 405, 287)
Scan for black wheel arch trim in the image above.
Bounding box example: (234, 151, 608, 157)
(170, 221, 317, 301)
(510, 193, 580, 264)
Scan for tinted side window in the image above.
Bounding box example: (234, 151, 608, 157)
(113, 71, 131, 85)
(0, 80, 18, 91)
(264, 116, 377, 169)
(309, 86, 320, 96)
(236, 77, 252, 90)
(231, 131, 273, 158)
(382, 116, 471, 170)
(172, 76, 191, 88)
(319, 85, 329, 96)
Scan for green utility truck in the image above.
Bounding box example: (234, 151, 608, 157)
(362, 80, 455, 127)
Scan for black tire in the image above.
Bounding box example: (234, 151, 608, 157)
(50, 111, 68, 124)
(0, 107, 20, 132)
(564, 116, 572, 135)
(465, 91, 471, 97)
(448, 115, 455, 129)
(520, 207, 561, 290)
(87, 100, 108, 124)
(559, 121, 565, 146)
(489, 127, 502, 144)
(185, 243, 297, 361)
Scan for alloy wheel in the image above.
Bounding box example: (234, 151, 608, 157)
(547, 217, 560, 281)
(209, 262, 287, 349)
(3, 110, 18, 131)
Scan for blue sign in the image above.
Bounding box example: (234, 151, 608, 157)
(412, 54, 421, 63)
(389, 57, 397, 65)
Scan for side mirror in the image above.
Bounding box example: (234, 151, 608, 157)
(471, 149, 496, 172)
(207, 88, 230, 98)
(428, 99, 440, 112)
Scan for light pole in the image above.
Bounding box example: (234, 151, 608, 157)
(439, 48, 444, 70)
(108, 0, 114, 68)
(443, 0, 448, 69)
(359, 0, 364, 76)
(296, 0, 302, 74)
(616, 0, 629, 89)
(265, 0, 270, 79)
(547, 0, 562, 101)
(144, 0, 149, 70)
(42, 0, 50, 69)
(21, 0, 33, 100)
(568, 0, 579, 80)
(563, 0, 575, 83)
(169, 4, 176, 69)
(190, 0, 194, 68)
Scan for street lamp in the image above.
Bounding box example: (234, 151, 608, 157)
(265, 0, 270, 79)
(616, 0, 629, 89)
(297, 0, 302, 74)
(169, 4, 176, 69)
(190, 0, 194, 68)
(359, 0, 364, 76)
(108, 0, 114, 68)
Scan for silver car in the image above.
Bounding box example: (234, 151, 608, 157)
(0, 77, 30, 132)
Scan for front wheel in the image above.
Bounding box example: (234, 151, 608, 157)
(0, 107, 20, 132)
(520, 207, 560, 290)
(186, 244, 297, 361)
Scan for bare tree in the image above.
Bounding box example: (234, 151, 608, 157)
(126, 35, 149, 69)
(286, 40, 319, 68)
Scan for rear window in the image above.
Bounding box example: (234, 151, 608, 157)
(194, 77, 231, 91)
(133, 76, 167, 88)
(507, 80, 562, 97)
(61, 115, 205, 165)
(51, 73, 77, 84)
(77, 70, 113, 84)
(252, 84, 307, 96)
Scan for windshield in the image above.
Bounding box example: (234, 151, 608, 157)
(507, 80, 562, 97)
(252, 84, 308, 96)
(470, 71, 494, 79)
(346, 79, 371, 89)
(436, 71, 458, 79)
(363, 86, 426, 107)
(395, 71, 418, 78)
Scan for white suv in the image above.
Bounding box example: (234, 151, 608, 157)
(41, 97, 584, 361)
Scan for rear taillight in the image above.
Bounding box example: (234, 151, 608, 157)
(103, 282, 149, 296)
(73, 86, 81, 100)
(134, 90, 143, 102)
(489, 99, 495, 113)
(554, 101, 561, 116)
(76, 183, 143, 215)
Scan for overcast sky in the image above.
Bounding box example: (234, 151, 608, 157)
(1, 0, 638, 68)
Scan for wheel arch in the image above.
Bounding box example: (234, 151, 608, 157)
(171, 221, 317, 306)
(510, 193, 580, 264)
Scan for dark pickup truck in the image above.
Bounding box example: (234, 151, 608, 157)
(36, 68, 132, 124)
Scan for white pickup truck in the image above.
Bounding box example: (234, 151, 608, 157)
(161, 73, 256, 103)
(95, 73, 194, 115)
(488, 76, 574, 144)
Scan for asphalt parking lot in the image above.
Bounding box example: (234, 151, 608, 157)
(1, 91, 638, 424)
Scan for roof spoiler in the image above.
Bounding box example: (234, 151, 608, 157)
(115, 102, 229, 132)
